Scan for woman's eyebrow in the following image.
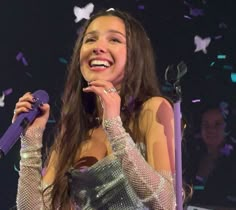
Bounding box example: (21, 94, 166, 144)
(84, 30, 126, 38)
(107, 29, 126, 38)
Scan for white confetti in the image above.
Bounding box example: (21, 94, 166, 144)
(73, 3, 94, 23)
(194, 35, 211, 54)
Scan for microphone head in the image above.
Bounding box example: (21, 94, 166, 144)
(33, 90, 49, 104)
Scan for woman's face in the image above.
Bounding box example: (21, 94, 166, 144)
(201, 108, 226, 149)
(80, 15, 127, 88)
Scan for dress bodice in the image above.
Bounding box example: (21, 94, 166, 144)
(68, 154, 149, 210)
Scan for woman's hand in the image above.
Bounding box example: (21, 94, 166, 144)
(82, 80, 121, 120)
(12, 92, 50, 130)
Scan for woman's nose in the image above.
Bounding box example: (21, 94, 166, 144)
(92, 39, 107, 54)
(92, 47, 106, 54)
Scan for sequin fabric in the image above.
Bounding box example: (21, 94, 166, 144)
(16, 116, 176, 210)
(103, 116, 176, 209)
(68, 155, 149, 210)
(16, 127, 52, 210)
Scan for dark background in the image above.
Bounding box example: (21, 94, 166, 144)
(0, 0, 235, 209)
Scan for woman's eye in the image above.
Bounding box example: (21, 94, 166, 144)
(110, 38, 121, 43)
(85, 38, 96, 43)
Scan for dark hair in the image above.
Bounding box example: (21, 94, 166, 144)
(47, 9, 162, 209)
(182, 101, 235, 186)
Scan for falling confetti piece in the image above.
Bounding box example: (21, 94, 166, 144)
(223, 65, 233, 70)
(47, 119, 56, 123)
(74, 3, 94, 23)
(193, 185, 205, 190)
(210, 61, 215, 66)
(190, 7, 204, 17)
(230, 73, 236, 82)
(138, 5, 144, 10)
(194, 35, 211, 54)
(14, 164, 19, 173)
(22, 57, 28, 66)
(184, 1, 204, 17)
(3, 88, 13, 96)
(192, 99, 201, 103)
(16, 51, 29, 66)
(16, 52, 23, 61)
(184, 15, 192, 19)
(0, 89, 13, 107)
(219, 22, 228, 29)
(214, 35, 223, 40)
(220, 144, 233, 156)
(59, 57, 68, 64)
(0, 93, 5, 107)
(217, 54, 226, 59)
(25, 72, 33, 78)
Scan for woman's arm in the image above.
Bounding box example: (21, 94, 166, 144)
(16, 127, 52, 210)
(103, 97, 176, 210)
(14, 93, 52, 209)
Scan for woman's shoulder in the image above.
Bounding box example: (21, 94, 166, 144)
(138, 96, 173, 126)
(141, 96, 173, 112)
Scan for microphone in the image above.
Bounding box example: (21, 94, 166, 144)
(0, 90, 49, 159)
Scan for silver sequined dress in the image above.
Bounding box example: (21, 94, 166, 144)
(68, 155, 149, 210)
(16, 116, 176, 210)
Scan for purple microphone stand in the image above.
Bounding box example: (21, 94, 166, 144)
(174, 90, 183, 210)
(165, 62, 187, 210)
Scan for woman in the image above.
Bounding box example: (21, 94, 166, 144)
(14, 9, 176, 209)
(183, 103, 236, 207)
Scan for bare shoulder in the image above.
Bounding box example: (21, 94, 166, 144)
(142, 96, 173, 111)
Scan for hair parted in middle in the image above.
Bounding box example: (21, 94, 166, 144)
(47, 9, 162, 209)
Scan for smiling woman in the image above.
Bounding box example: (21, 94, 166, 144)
(80, 15, 127, 88)
(183, 102, 236, 208)
(14, 9, 176, 209)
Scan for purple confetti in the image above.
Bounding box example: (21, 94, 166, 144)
(22, 57, 28, 66)
(16, 51, 29, 66)
(16, 52, 23, 61)
(3, 88, 13, 96)
(214, 35, 223, 40)
(192, 99, 201, 103)
(138, 5, 144, 10)
(220, 144, 233, 157)
(190, 8, 204, 17)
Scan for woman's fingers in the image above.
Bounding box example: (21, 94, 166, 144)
(15, 101, 33, 110)
(82, 80, 120, 119)
(12, 107, 31, 123)
(84, 80, 118, 97)
(12, 92, 35, 123)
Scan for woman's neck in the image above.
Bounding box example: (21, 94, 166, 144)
(207, 146, 220, 159)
